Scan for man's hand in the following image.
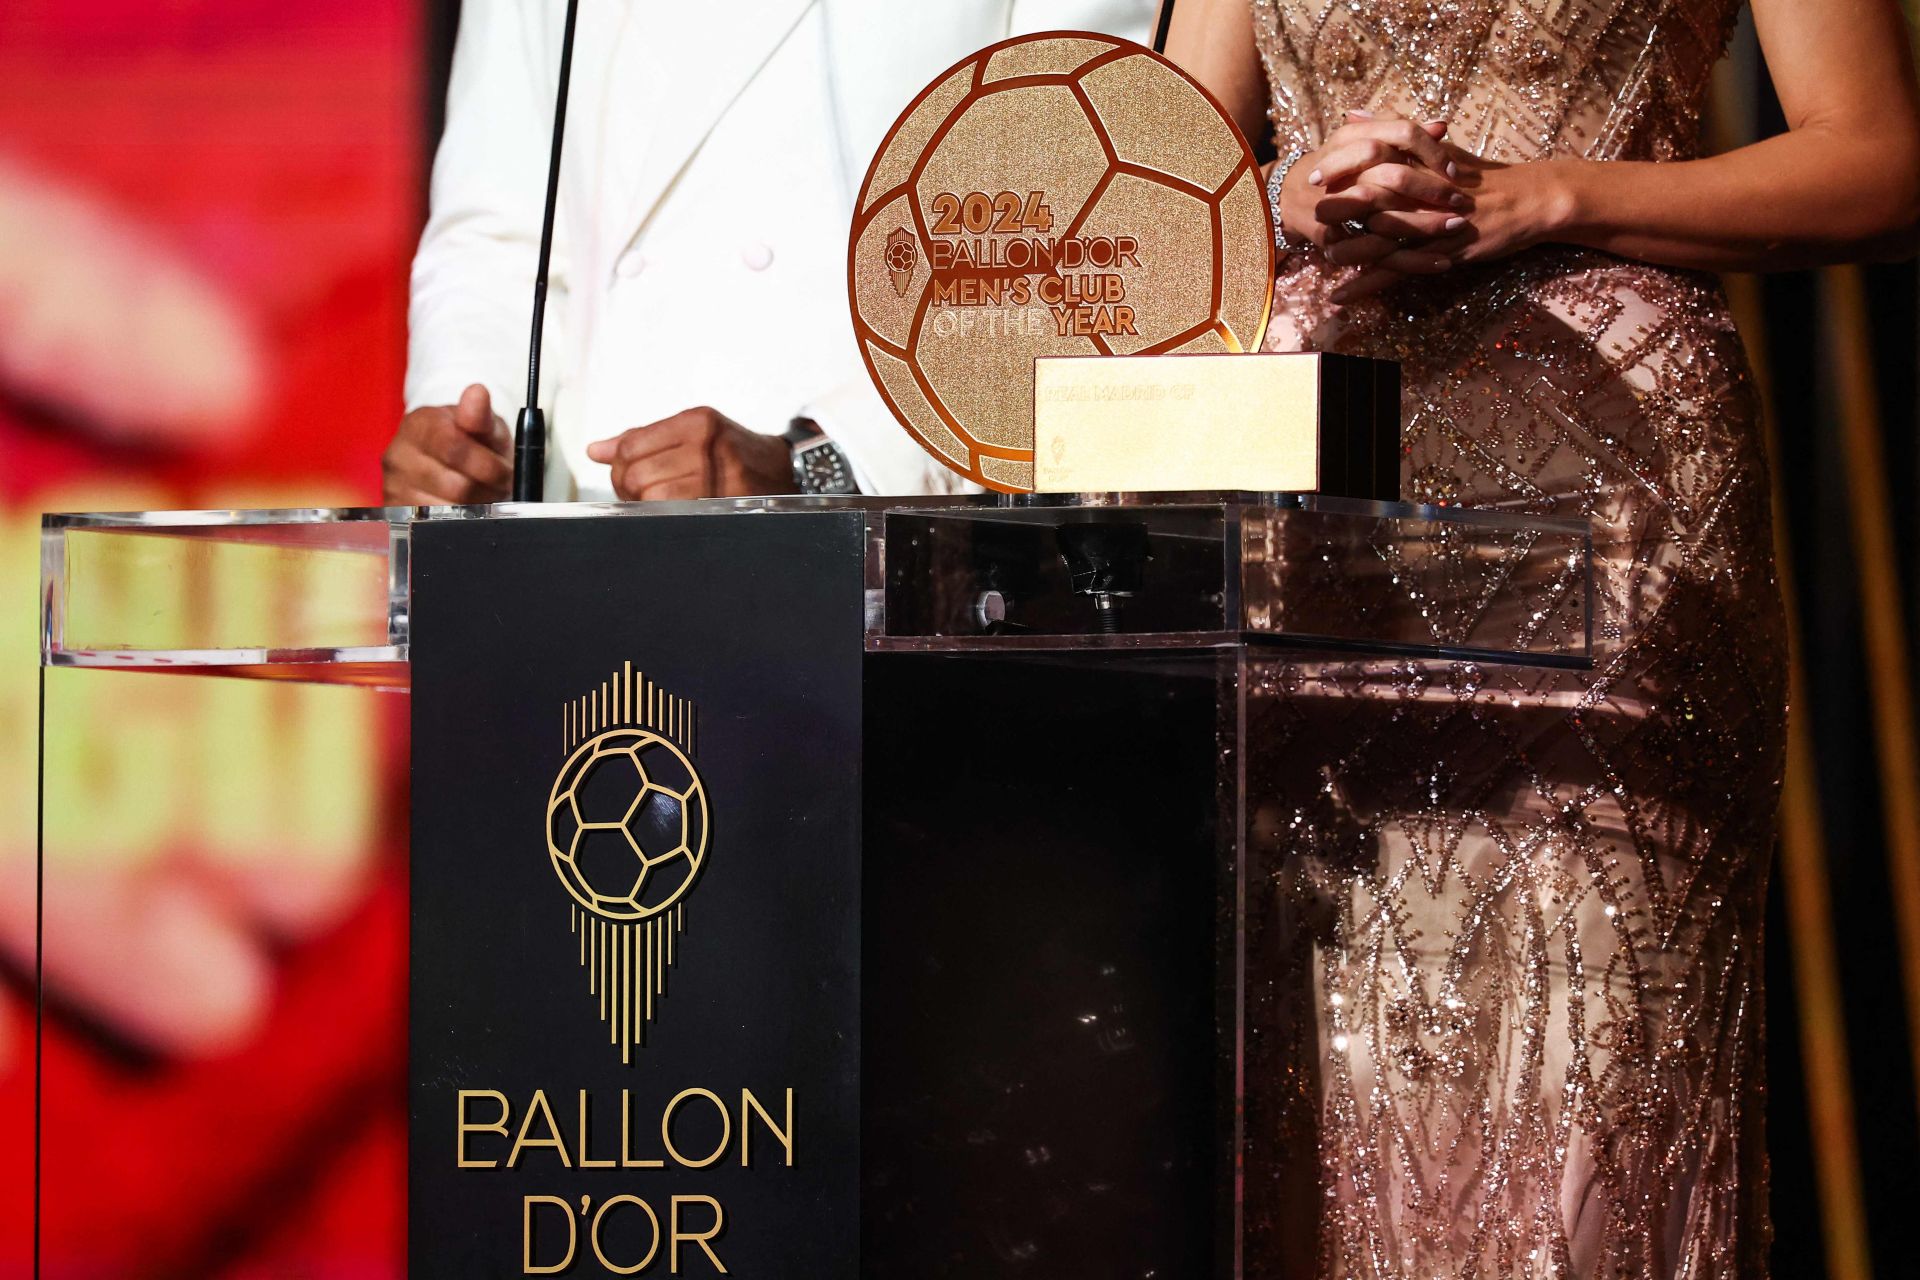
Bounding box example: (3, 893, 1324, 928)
(586, 406, 796, 501)
(381, 382, 512, 504)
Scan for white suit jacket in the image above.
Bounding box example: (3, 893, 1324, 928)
(406, 0, 1156, 499)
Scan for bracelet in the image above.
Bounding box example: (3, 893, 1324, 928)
(1266, 146, 1314, 252)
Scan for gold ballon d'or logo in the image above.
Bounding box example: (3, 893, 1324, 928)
(546, 663, 709, 1062)
(848, 31, 1274, 493)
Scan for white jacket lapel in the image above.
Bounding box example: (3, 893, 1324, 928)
(607, 0, 816, 248)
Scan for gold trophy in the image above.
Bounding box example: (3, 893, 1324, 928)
(847, 31, 1397, 498)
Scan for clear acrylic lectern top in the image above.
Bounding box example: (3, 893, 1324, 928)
(40, 493, 1591, 686)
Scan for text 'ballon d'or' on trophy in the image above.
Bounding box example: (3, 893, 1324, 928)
(847, 30, 1399, 496)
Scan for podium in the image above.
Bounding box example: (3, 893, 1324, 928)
(38, 494, 1589, 1277)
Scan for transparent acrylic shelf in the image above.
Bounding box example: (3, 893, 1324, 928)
(41, 494, 1593, 688)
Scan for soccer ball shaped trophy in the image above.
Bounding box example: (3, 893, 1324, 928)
(849, 32, 1273, 492)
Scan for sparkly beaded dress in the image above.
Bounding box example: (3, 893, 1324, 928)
(1245, 2, 1788, 1276)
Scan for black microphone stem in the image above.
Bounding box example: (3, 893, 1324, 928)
(1152, 0, 1176, 54)
(513, 0, 581, 503)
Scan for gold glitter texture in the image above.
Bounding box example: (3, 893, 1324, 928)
(981, 35, 1116, 83)
(858, 64, 975, 216)
(1071, 171, 1215, 356)
(1217, 165, 1277, 349)
(1079, 53, 1248, 192)
(850, 192, 927, 349)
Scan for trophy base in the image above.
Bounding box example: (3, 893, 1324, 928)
(1032, 351, 1399, 500)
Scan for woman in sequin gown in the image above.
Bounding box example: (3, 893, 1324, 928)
(1164, 1, 1920, 1275)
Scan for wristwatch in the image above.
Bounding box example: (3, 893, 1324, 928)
(782, 418, 859, 494)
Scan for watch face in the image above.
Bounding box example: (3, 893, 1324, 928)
(847, 31, 1274, 493)
(794, 440, 857, 494)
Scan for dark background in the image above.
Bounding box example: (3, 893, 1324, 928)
(1718, 18, 1920, 1280)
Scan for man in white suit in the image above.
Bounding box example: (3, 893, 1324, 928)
(385, 0, 1156, 504)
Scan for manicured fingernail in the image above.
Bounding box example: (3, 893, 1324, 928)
(1451, 192, 1469, 209)
(1446, 161, 1458, 179)
(1308, 169, 1324, 186)
(1429, 256, 1453, 271)
(1349, 109, 1374, 119)
(1445, 216, 1467, 231)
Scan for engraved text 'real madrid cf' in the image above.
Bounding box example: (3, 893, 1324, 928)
(782, 419, 859, 494)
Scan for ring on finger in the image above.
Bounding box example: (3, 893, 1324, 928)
(1340, 218, 1370, 240)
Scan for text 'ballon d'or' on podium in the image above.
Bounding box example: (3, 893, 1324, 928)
(38, 494, 1592, 1276)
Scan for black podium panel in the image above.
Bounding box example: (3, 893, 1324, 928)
(862, 655, 1224, 1276)
(410, 513, 866, 1277)
(409, 514, 1232, 1277)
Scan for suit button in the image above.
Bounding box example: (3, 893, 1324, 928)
(740, 243, 774, 271)
(614, 251, 647, 278)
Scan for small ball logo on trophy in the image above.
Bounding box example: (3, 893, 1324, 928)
(885, 226, 918, 298)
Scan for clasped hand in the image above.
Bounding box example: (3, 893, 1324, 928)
(1274, 110, 1574, 302)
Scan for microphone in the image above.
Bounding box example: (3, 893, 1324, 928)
(512, 0, 582, 503)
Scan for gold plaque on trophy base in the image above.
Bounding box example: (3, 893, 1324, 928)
(848, 31, 1274, 493)
(1032, 352, 1401, 499)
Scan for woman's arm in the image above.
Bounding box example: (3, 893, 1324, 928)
(1159, 0, 1268, 144)
(1546, 0, 1920, 271)
(1169, 0, 1920, 294)
(1338, 0, 1920, 294)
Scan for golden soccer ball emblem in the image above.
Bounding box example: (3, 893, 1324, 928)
(885, 226, 918, 296)
(848, 32, 1274, 492)
(546, 727, 709, 921)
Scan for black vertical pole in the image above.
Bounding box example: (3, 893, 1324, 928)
(512, 0, 581, 503)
